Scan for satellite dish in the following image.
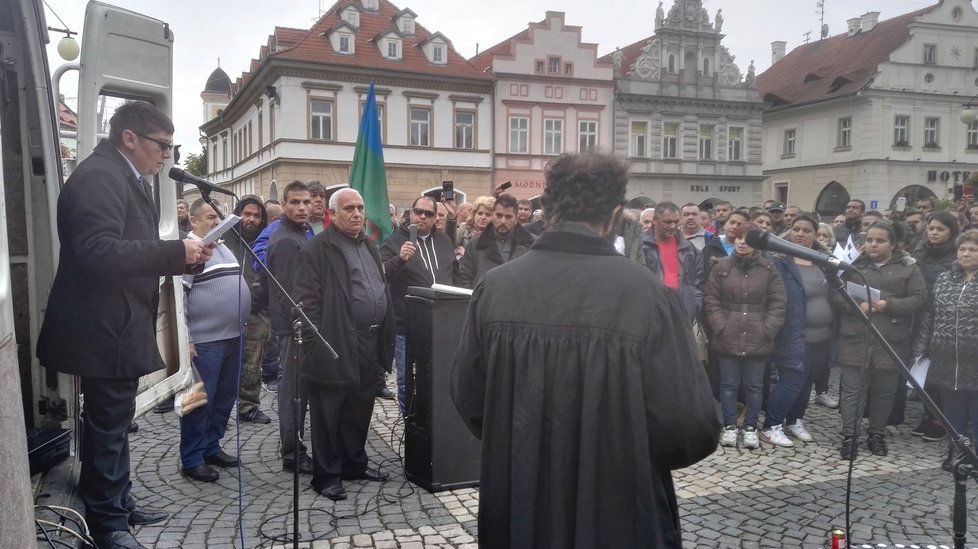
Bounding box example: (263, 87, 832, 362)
(821, 24, 829, 38)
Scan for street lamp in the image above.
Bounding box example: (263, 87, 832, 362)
(961, 94, 978, 125)
(48, 27, 79, 61)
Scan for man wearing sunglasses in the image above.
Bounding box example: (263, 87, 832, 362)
(37, 101, 212, 549)
(379, 196, 458, 416)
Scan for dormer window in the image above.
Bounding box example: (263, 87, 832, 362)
(432, 45, 444, 63)
(387, 39, 400, 60)
(361, 0, 378, 10)
(400, 17, 415, 35)
(342, 10, 359, 28)
(339, 35, 351, 54)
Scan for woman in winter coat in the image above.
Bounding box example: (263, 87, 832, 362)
(836, 221, 927, 460)
(913, 231, 978, 470)
(907, 210, 960, 440)
(455, 195, 494, 249)
(704, 222, 787, 449)
(761, 215, 837, 448)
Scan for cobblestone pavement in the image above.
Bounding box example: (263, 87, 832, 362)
(120, 373, 978, 548)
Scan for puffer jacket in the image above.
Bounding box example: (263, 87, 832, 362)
(834, 253, 927, 370)
(911, 239, 957, 292)
(703, 252, 787, 358)
(913, 263, 978, 391)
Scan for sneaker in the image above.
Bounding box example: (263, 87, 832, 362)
(813, 392, 839, 409)
(719, 425, 738, 447)
(742, 427, 760, 449)
(760, 425, 794, 447)
(867, 434, 888, 456)
(909, 419, 928, 437)
(921, 422, 948, 442)
(785, 420, 813, 442)
(840, 436, 858, 459)
(240, 408, 272, 424)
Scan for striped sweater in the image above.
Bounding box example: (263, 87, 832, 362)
(182, 236, 251, 344)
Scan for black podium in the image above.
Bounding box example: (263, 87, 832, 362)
(403, 286, 480, 492)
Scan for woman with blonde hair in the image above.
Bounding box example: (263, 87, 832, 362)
(817, 223, 836, 252)
(456, 195, 495, 249)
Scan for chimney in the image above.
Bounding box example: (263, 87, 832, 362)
(771, 41, 787, 65)
(860, 11, 880, 33)
(847, 17, 861, 37)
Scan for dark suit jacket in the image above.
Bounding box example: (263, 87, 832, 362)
(37, 140, 187, 379)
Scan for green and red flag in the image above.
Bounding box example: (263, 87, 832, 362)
(349, 80, 392, 241)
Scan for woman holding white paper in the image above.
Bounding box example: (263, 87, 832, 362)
(913, 231, 978, 471)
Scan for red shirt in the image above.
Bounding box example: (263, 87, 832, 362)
(657, 237, 680, 289)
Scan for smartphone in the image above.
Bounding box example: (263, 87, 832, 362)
(499, 181, 513, 191)
(896, 196, 907, 211)
(442, 180, 455, 201)
(409, 224, 418, 246)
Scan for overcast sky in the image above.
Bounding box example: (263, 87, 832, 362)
(45, 0, 937, 156)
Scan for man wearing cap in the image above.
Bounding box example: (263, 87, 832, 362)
(767, 202, 786, 234)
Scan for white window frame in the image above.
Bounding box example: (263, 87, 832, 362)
(968, 121, 978, 149)
(630, 121, 648, 158)
(662, 122, 678, 159)
(432, 45, 444, 63)
(894, 115, 909, 146)
(924, 44, 937, 65)
(544, 118, 563, 155)
(310, 98, 333, 140)
(387, 40, 400, 59)
(578, 120, 597, 153)
(783, 128, 796, 156)
(837, 117, 852, 149)
(727, 126, 743, 161)
(409, 107, 431, 147)
(509, 116, 529, 153)
(339, 35, 351, 54)
(698, 125, 714, 160)
(454, 110, 474, 149)
(924, 117, 940, 147)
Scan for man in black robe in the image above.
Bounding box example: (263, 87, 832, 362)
(451, 153, 720, 549)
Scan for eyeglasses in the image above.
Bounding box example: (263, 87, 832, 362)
(412, 207, 436, 218)
(133, 131, 175, 152)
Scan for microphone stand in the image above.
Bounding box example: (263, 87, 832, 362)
(198, 189, 337, 549)
(824, 269, 977, 549)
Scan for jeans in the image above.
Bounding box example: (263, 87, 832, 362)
(719, 356, 765, 429)
(395, 335, 407, 417)
(940, 388, 978, 438)
(764, 340, 831, 429)
(180, 338, 241, 468)
(839, 363, 899, 438)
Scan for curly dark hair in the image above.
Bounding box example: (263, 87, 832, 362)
(540, 154, 627, 226)
(495, 193, 518, 211)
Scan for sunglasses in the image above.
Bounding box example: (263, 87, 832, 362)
(412, 207, 436, 218)
(133, 131, 175, 152)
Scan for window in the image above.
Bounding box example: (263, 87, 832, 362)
(269, 105, 275, 142)
(339, 35, 351, 53)
(409, 107, 430, 146)
(221, 133, 228, 169)
(924, 117, 940, 147)
(698, 125, 713, 160)
(210, 138, 218, 172)
(630, 121, 648, 157)
(703, 58, 711, 76)
(310, 99, 333, 140)
(535, 60, 544, 74)
(454, 111, 474, 149)
(924, 44, 936, 65)
(548, 57, 560, 74)
(400, 18, 415, 34)
(258, 112, 263, 148)
(579, 120, 597, 153)
(509, 117, 528, 153)
(968, 122, 978, 149)
(544, 119, 563, 155)
(662, 122, 679, 158)
(894, 116, 909, 146)
(432, 46, 444, 63)
(727, 127, 743, 161)
(564, 62, 574, 76)
(668, 55, 675, 73)
(837, 117, 851, 148)
(346, 11, 359, 27)
(783, 128, 796, 156)
(387, 40, 400, 59)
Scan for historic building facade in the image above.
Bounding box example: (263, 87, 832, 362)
(469, 12, 615, 201)
(602, 0, 765, 208)
(199, 0, 492, 208)
(757, 2, 978, 216)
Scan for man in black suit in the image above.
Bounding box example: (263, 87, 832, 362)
(36, 101, 211, 549)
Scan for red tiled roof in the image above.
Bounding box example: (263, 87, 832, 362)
(597, 35, 654, 76)
(58, 101, 77, 130)
(756, 5, 937, 108)
(263, 0, 488, 80)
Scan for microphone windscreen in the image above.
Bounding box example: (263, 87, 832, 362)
(168, 167, 185, 181)
(744, 229, 768, 248)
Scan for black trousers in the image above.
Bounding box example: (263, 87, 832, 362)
(80, 376, 139, 534)
(308, 361, 381, 492)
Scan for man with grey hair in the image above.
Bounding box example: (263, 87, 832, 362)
(640, 207, 655, 234)
(293, 188, 395, 501)
(643, 201, 704, 319)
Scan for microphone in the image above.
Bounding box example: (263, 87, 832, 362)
(169, 167, 235, 197)
(744, 229, 856, 272)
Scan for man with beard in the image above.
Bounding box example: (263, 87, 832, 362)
(458, 194, 536, 288)
(451, 153, 718, 548)
(834, 199, 865, 245)
(713, 200, 733, 232)
(643, 202, 704, 319)
(379, 196, 458, 415)
(680, 203, 712, 251)
(224, 195, 271, 424)
(782, 205, 802, 233)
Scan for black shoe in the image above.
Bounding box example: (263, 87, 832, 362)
(128, 505, 168, 526)
(921, 422, 948, 442)
(867, 434, 888, 456)
(152, 396, 174, 414)
(92, 530, 147, 549)
(319, 485, 347, 501)
(840, 436, 858, 460)
(204, 449, 239, 468)
(283, 454, 314, 475)
(180, 463, 219, 482)
(376, 387, 395, 400)
(342, 468, 389, 482)
(910, 419, 928, 437)
(128, 422, 139, 434)
(240, 408, 272, 424)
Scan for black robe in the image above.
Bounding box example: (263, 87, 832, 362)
(451, 223, 720, 549)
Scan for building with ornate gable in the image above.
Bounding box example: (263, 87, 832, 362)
(757, 2, 978, 216)
(199, 0, 492, 207)
(468, 12, 615, 201)
(601, 0, 765, 208)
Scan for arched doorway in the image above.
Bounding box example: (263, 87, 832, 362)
(815, 181, 850, 218)
(889, 184, 936, 211)
(625, 195, 656, 210)
(267, 180, 278, 202)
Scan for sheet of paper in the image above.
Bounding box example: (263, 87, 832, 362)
(200, 214, 240, 246)
(846, 281, 880, 302)
(431, 283, 473, 296)
(907, 356, 930, 389)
